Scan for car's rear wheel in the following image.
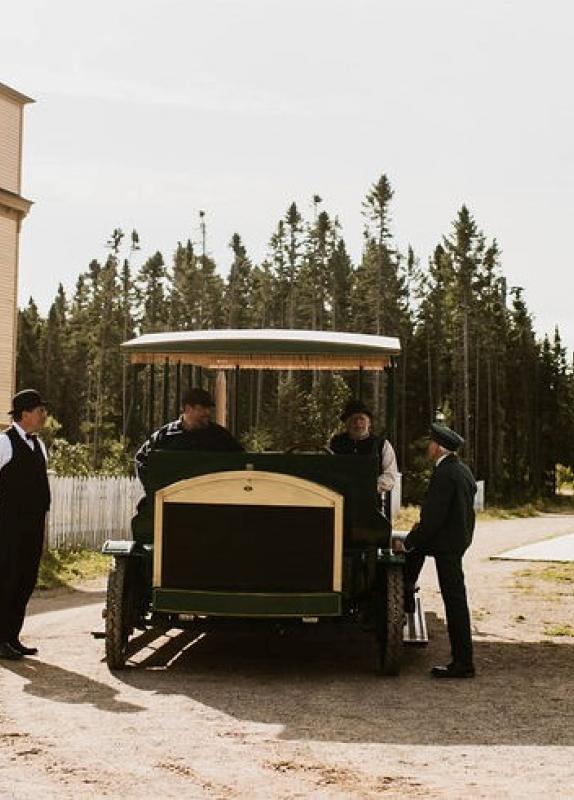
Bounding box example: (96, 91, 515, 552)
(105, 557, 137, 670)
(376, 564, 404, 676)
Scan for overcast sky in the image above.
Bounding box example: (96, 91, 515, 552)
(2, 0, 573, 355)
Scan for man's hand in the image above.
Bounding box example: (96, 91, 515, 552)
(391, 536, 406, 554)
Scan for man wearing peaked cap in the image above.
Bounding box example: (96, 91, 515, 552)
(398, 420, 477, 679)
(429, 422, 464, 451)
(0, 390, 50, 660)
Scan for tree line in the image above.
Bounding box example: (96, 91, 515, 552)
(16, 174, 574, 502)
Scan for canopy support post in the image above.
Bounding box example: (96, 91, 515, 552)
(356, 366, 364, 400)
(175, 361, 181, 418)
(148, 364, 155, 436)
(162, 359, 170, 424)
(234, 365, 240, 436)
(215, 370, 227, 427)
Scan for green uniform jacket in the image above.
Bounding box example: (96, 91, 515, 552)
(405, 454, 477, 556)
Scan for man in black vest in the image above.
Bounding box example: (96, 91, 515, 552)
(329, 399, 399, 500)
(0, 389, 51, 660)
(400, 423, 477, 678)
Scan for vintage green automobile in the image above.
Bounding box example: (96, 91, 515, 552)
(102, 330, 426, 673)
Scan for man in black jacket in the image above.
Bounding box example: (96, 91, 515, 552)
(401, 423, 477, 678)
(0, 390, 51, 660)
(135, 387, 243, 490)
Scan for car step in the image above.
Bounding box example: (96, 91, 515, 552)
(403, 596, 428, 645)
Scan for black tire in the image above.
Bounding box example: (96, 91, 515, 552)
(376, 564, 404, 676)
(105, 557, 136, 670)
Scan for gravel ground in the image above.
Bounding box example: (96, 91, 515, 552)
(1, 514, 573, 799)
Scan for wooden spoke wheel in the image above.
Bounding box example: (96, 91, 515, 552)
(375, 564, 405, 676)
(105, 557, 138, 670)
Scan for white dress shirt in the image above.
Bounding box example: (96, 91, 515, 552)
(377, 439, 399, 493)
(0, 422, 48, 471)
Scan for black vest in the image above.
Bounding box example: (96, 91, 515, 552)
(0, 427, 51, 515)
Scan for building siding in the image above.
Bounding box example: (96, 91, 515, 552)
(0, 95, 21, 193)
(0, 83, 32, 428)
(0, 213, 18, 427)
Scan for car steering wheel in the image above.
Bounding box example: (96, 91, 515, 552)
(283, 443, 334, 454)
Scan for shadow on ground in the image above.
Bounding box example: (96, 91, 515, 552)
(27, 587, 106, 617)
(108, 612, 574, 746)
(1, 658, 144, 714)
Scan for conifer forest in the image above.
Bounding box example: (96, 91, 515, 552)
(16, 174, 574, 502)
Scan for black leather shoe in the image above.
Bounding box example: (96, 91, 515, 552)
(10, 640, 38, 656)
(430, 662, 475, 679)
(0, 642, 24, 660)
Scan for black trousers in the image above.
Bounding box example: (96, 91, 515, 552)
(405, 548, 473, 666)
(0, 512, 45, 643)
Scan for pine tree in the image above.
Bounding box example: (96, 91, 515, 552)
(137, 251, 168, 333)
(16, 298, 45, 394)
(442, 205, 485, 469)
(225, 233, 253, 328)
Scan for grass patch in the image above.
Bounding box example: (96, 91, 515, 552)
(396, 495, 574, 528)
(515, 564, 574, 585)
(544, 624, 574, 638)
(513, 564, 574, 598)
(482, 495, 574, 519)
(37, 548, 109, 590)
(393, 505, 421, 530)
(478, 504, 540, 520)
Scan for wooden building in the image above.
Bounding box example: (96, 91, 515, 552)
(0, 81, 34, 428)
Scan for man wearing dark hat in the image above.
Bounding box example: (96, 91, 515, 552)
(0, 390, 50, 660)
(329, 399, 399, 499)
(135, 387, 243, 489)
(399, 422, 477, 678)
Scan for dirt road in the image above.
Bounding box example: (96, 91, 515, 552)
(1, 515, 573, 799)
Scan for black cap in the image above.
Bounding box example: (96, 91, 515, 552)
(430, 422, 464, 451)
(181, 387, 215, 408)
(9, 389, 49, 416)
(340, 399, 373, 422)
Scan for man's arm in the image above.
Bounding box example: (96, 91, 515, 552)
(0, 434, 13, 471)
(404, 469, 454, 551)
(222, 428, 244, 452)
(135, 429, 162, 485)
(377, 439, 398, 493)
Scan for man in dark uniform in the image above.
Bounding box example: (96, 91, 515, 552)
(329, 399, 399, 498)
(135, 387, 243, 490)
(0, 390, 51, 660)
(399, 423, 477, 679)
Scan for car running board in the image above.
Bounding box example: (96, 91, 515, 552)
(403, 596, 428, 645)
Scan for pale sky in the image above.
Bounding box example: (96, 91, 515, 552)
(2, 0, 573, 355)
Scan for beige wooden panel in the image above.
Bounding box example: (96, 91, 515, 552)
(154, 471, 344, 591)
(159, 470, 339, 507)
(0, 96, 21, 192)
(0, 214, 18, 427)
(130, 352, 390, 370)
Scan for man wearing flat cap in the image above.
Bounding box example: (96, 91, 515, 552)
(0, 390, 50, 660)
(135, 387, 243, 490)
(329, 399, 399, 504)
(399, 422, 477, 679)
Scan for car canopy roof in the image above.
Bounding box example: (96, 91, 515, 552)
(121, 329, 401, 371)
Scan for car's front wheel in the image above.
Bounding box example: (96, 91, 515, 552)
(105, 557, 138, 670)
(375, 564, 405, 676)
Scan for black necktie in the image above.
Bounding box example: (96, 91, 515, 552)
(25, 433, 38, 452)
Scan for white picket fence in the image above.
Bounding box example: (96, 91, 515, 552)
(46, 475, 143, 550)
